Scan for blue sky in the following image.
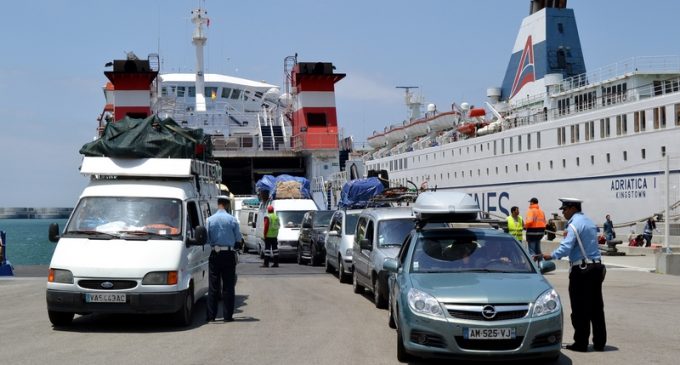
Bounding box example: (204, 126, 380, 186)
(1, 0, 679, 207)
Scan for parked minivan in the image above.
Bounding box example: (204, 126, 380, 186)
(46, 157, 218, 327)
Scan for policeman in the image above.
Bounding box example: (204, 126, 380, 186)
(262, 205, 280, 268)
(506, 206, 524, 243)
(206, 196, 242, 322)
(537, 198, 607, 352)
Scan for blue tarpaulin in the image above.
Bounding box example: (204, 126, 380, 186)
(256, 174, 311, 199)
(339, 177, 384, 209)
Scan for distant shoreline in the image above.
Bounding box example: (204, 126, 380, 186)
(0, 208, 72, 219)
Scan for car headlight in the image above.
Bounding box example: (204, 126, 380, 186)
(532, 289, 561, 317)
(407, 288, 445, 319)
(345, 248, 353, 257)
(48, 268, 73, 284)
(142, 271, 178, 285)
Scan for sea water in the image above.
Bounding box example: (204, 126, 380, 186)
(0, 219, 67, 265)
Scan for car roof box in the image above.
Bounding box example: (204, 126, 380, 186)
(413, 191, 480, 222)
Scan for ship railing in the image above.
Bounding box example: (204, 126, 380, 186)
(291, 132, 339, 151)
(558, 56, 680, 93)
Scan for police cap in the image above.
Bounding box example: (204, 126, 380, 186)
(558, 197, 582, 210)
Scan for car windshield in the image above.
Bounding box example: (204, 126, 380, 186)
(377, 218, 414, 247)
(410, 229, 534, 273)
(278, 211, 307, 228)
(65, 197, 182, 238)
(313, 211, 334, 228)
(345, 214, 359, 235)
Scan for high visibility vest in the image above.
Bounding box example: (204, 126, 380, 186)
(507, 216, 524, 241)
(525, 204, 547, 229)
(266, 212, 280, 238)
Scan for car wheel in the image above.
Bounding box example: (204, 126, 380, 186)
(338, 258, 350, 283)
(352, 269, 364, 294)
(48, 310, 74, 326)
(325, 255, 334, 273)
(173, 287, 194, 326)
(373, 276, 387, 309)
(396, 327, 412, 363)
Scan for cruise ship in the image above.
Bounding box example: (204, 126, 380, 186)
(98, 7, 346, 198)
(350, 0, 680, 227)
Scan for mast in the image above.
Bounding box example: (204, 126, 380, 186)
(191, 8, 209, 113)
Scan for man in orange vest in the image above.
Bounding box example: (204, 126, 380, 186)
(525, 197, 547, 255)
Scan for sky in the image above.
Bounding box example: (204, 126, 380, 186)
(2, 0, 680, 207)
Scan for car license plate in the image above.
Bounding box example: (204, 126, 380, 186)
(464, 327, 516, 340)
(85, 293, 126, 303)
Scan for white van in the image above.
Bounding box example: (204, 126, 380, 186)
(255, 198, 318, 259)
(238, 205, 259, 253)
(46, 157, 219, 327)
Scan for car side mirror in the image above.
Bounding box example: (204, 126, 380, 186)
(360, 238, 372, 250)
(328, 230, 340, 237)
(539, 260, 556, 274)
(383, 258, 399, 273)
(251, 221, 257, 228)
(48, 223, 60, 242)
(188, 226, 207, 246)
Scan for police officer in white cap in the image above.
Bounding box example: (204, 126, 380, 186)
(536, 198, 607, 352)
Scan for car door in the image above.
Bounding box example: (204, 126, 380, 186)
(189, 200, 210, 296)
(354, 217, 374, 284)
(325, 212, 341, 267)
(392, 232, 414, 324)
(299, 212, 313, 252)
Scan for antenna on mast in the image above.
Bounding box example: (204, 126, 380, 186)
(396, 86, 422, 121)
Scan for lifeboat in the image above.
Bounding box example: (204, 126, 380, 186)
(384, 125, 407, 144)
(428, 111, 459, 132)
(404, 118, 429, 138)
(367, 131, 388, 148)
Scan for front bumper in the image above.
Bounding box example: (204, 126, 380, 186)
(46, 289, 186, 314)
(398, 306, 562, 360)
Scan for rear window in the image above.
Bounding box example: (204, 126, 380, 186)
(345, 214, 359, 234)
(411, 229, 534, 273)
(313, 211, 334, 227)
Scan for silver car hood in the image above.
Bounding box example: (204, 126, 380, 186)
(409, 272, 553, 303)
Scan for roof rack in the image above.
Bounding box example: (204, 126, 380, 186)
(365, 187, 418, 208)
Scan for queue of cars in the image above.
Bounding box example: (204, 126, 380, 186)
(239, 190, 563, 362)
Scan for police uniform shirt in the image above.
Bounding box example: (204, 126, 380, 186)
(551, 212, 601, 263)
(206, 209, 242, 248)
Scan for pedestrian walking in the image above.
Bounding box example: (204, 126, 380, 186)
(525, 197, 547, 255)
(642, 217, 658, 247)
(506, 206, 524, 243)
(262, 205, 280, 268)
(206, 196, 242, 322)
(603, 214, 615, 242)
(536, 198, 607, 352)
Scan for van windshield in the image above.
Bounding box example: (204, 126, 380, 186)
(278, 211, 307, 228)
(65, 197, 182, 238)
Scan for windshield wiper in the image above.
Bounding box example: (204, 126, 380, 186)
(65, 230, 119, 239)
(120, 231, 173, 240)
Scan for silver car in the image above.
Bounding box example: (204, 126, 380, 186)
(324, 209, 361, 282)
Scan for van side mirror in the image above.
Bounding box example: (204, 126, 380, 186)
(383, 258, 399, 273)
(48, 223, 60, 242)
(360, 238, 372, 250)
(188, 226, 207, 246)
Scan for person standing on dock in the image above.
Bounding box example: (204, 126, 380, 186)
(262, 205, 280, 268)
(603, 214, 615, 242)
(536, 198, 607, 352)
(206, 196, 242, 322)
(642, 217, 658, 247)
(506, 206, 524, 244)
(525, 197, 547, 255)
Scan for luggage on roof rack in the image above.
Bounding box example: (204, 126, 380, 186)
(339, 177, 385, 209)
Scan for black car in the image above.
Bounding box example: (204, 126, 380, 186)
(297, 210, 334, 266)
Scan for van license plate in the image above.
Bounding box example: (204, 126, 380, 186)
(464, 327, 515, 340)
(85, 293, 126, 303)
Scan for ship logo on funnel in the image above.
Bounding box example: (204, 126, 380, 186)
(510, 36, 535, 98)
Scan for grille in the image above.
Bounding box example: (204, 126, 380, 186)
(445, 303, 529, 321)
(448, 309, 528, 321)
(455, 337, 524, 351)
(78, 280, 137, 290)
(410, 330, 447, 348)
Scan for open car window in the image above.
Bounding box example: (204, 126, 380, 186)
(410, 229, 534, 273)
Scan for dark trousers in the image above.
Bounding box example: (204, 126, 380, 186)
(643, 233, 653, 247)
(207, 251, 237, 320)
(263, 237, 279, 266)
(568, 263, 607, 348)
(526, 236, 542, 255)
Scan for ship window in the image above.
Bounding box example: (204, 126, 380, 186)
(205, 87, 218, 100)
(537, 132, 541, 148)
(469, 170, 472, 177)
(616, 114, 627, 135)
(455, 172, 457, 178)
(425, 155, 428, 161)
(518, 135, 522, 151)
(662, 146, 666, 157)
(571, 124, 580, 143)
(221, 88, 232, 99)
(494, 140, 497, 155)
(515, 164, 518, 173)
(486, 168, 489, 176)
(467, 146, 470, 154)
(527, 134, 531, 150)
(654, 107, 666, 129)
(562, 159, 566, 168)
(501, 139, 505, 154)
(188, 87, 196, 97)
(307, 113, 327, 127)
(537, 161, 541, 170)
(623, 151, 628, 161)
(607, 153, 611, 163)
(462, 171, 465, 178)
(474, 145, 477, 153)
(177, 86, 186, 97)
(591, 155, 595, 165)
(558, 23, 564, 33)
(477, 169, 480, 176)
(509, 138, 514, 153)
(161, 86, 169, 97)
(404, 159, 408, 169)
(675, 104, 680, 126)
(526, 163, 529, 171)
(641, 149, 646, 159)
(255, 91, 264, 99)
(550, 160, 554, 169)
(448, 172, 450, 179)
(495, 166, 499, 174)
(600, 118, 611, 138)
(576, 157, 580, 166)
(231, 89, 242, 100)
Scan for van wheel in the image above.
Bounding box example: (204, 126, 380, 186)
(173, 288, 194, 327)
(48, 310, 74, 326)
(373, 276, 387, 309)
